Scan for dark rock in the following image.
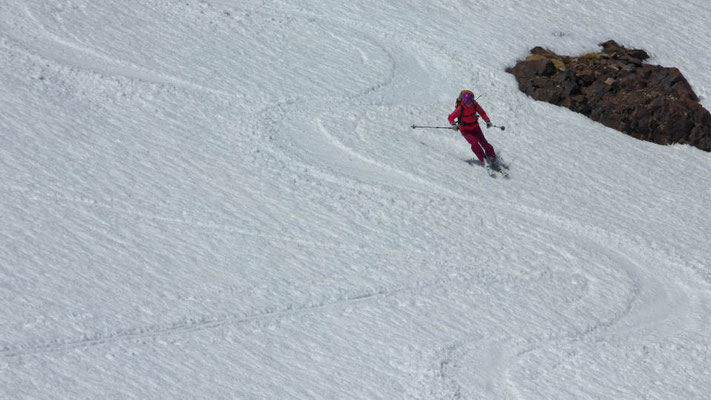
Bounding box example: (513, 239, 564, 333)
(535, 59, 557, 76)
(601, 40, 623, 54)
(577, 70, 597, 86)
(627, 49, 650, 61)
(626, 57, 643, 67)
(530, 47, 558, 58)
(655, 67, 683, 87)
(508, 58, 556, 79)
(506, 41, 711, 152)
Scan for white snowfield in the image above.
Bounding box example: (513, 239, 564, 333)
(1, 0, 710, 398)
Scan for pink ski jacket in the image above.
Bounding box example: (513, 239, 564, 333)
(448, 103, 490, 127)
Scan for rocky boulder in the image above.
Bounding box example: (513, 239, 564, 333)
(506, 40, 711, 151)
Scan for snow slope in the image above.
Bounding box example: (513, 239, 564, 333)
(1, 0, 710, 398)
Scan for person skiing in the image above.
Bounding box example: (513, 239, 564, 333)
(448, 90, 498, 166)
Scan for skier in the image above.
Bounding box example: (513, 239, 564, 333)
(448, 91, 498, 166)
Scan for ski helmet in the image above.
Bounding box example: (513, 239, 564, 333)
(461, 91, 474, 104)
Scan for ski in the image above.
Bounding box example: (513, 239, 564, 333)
(465, 158, 500, 178)
(486, 158, 510, 179)
(484, 165, 498, 178)
(491, 166, 509, 179)
(464, 158, 510, 178)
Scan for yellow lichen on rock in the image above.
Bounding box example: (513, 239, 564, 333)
(525, 54, 566, 70)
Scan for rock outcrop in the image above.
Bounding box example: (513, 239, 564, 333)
(506, 40, 711, 151)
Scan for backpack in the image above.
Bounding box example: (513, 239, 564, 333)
(454, 90, 478, 125)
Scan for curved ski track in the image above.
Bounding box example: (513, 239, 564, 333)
(2, 2, 708, 399)
(242, 9, 709, 399)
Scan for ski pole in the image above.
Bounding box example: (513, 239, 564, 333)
(473, 94, 506, 131)
(413, 123, 506, 131)
(411, 124, 454, 129)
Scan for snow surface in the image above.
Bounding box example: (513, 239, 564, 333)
(2, 0, 711, 398)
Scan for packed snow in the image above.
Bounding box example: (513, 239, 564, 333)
(2, 0, 710, 398)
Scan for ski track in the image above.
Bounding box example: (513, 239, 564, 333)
(1, 252, 543, 359)
(2, 172, 666, 400)
(2, 1, 710, 398)
(0, 36, 240, 113)
(3, 165, 697, 394)
(252, 27, 473, 201)
(20, 3, 239, 99)
(252, 14, 708, 294)
(0, 284, 402, 359)
(252, 17, 708, 392)
(2, 0, 259, 101)
(413, 222, 689, 399)
(2, 170, 649, 367)
(0, 183, 454, 260)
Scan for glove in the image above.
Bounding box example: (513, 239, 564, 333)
(451, 122, 459, 131)
(486, 121, 493, 128)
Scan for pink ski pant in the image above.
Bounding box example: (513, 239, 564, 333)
(461, 126, 496, 162)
